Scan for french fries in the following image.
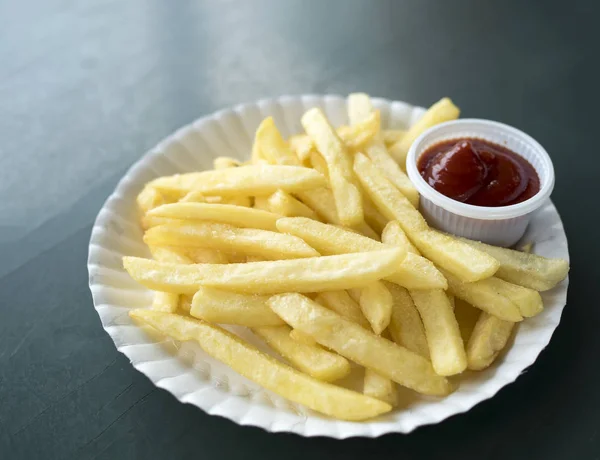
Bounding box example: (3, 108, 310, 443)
(253, 325, 351, 382)
(144, 222, 319, 260)
(150, 164, 326, 197)
(301, 108, 363, 226)
(409, 289, 467, 376)
(268, 294, 453, 396)
(120, 92, 569, 421)
(467, 313, 515, 371)
(443, 270, 524, 322)
(254, 117, 300, 166)
(459, 237, 569, 291)
(347, 93, 419, 208)
(190, 287, 284, 326)
(148, 202, 280, 231)
(267, 190, 319, 219)
(388, 97, 460, 167)
(123, 248, 406, 294)
(130, 310, 391, 420)
(276, 217, 446, 289)
(385, 282, 429, 359)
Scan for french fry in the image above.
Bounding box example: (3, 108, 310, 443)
(253, 195, 271, 211)
(254, 117, 300, 166)
(347, 93, 419, 208)
(182, 247, 229, 264)
(293, 188, 379, 240)
(413, 230, 500, 283)
(268, 294, 453, 396)
(179, 294, 193, 314)
(148, 202, 280, 231)
(354, 153, 498, 282)
(289, 329, 318, 346)
(149, 246, 193, 264)
(384, 282, 429, 359)
(443, 270, 524, 322)
(309, 150, 329, 177)
(137, 185, 166, 215)
(353, 152, 428, 233)
(363, 369, 398, 406)
(267, 190, 319, 219)
(382, 129, 406, 148)
(253, 325, 351, 382)
(467, 313, 515, 371)
(388, 98, 460, 167)
(130, 310, 391, 420)
(144, 222, 319, 260)
(315, 291, 371, 329)
(148, 246, 193, 313)
(301, 108, 363, 226)
(276, 217, 446, 289)
(336, 110, 381, 149)
(362, 197, 389, 235)
(190, 287, 284, 327)
(459, 237, 569, 291)
(149, 165, 326, 197)
(289, 134, 315, 164)
(409, 289, 467, 376)
(213, 156, 241, 169)
(381, 221, 420, 254)
(348, 282, 392, 335)
(123, 248, 406, 294)
(180, 190, 207, 202)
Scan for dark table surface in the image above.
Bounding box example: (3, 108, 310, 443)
(1, 0, 598, 458)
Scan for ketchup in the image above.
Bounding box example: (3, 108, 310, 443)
(417, 138, 540, 207)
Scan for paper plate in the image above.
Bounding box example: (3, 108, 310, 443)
(88, 95, 569, 438)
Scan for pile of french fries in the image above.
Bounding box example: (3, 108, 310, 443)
(124, 93, 569, 421)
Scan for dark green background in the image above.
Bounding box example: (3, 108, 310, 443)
(1, 1, 597, 459)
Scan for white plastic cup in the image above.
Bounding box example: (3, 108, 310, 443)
(406, 119, 555, 247)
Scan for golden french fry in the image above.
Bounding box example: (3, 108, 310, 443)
(182, 247, 229, 264)
(388, 98, 460, 167)
(384, 282, 429, 359)
(253, 325, 351, 382)
(362, 197, 389, 235)
(252, 195, 271, 211)
(348, 282, 392, 335)
(289, 329, 318, 346)
(276, 217, 446, 289)
(123, 248, 406, 294)
(336, 111, 381, 149)
(409, 289, 467, 376)
(130, 310, 391, 420)
(301, 108, 363, 226)
(267, 190, 319, 219)
(293, 188, 379, 240)
(382, 129, 406, 148)
(484, 278, 543, 318)
(315, 291, 371, 330)
(150, 165, 326, 197)
(213, 156, 241, 169)
(137, 185, 166, 215)
(141, 215, 180, 230)
(309, 150, 329, 177)
(289, 134, 315, 164)
(354, 152, 428, 232)
(144, 222, 319, 260)
(180, 190, 207, 203)
(443, 270, 524, 322)
(347, 93, 419, 208)
(381, 221, 420, 254)
(459, 237, 569, 291)
(454, 298, 482, 344)
(254, 117, 300, 166)
(363, 369, 398, 406)
(148, 246, 192, 313)
(148, 202, 280, 231)
(190, 287, 284, 326)
(467, 312, 515, 371)
(268, 294, 452, 396)
(413, 230, 499, 283)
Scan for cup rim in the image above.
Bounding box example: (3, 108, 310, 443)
(405, 118, 555, 220)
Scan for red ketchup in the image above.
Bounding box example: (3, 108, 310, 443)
(417, 138, 540, 207)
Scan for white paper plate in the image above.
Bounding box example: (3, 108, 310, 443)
(88, 95, 569, 438)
